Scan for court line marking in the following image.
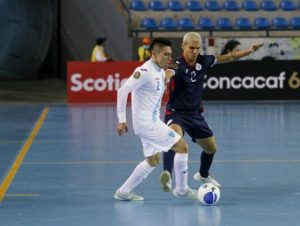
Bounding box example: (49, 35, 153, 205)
(5, 193, 41, 197)
(0, 139, 56, 144)
(0, 107, 49, 202)
(22, 159, 300, 165)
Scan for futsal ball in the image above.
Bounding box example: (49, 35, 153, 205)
(197, 183, 220, 205)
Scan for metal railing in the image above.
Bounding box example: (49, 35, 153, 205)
(118, 0, 132, 30)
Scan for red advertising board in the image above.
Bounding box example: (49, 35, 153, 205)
(68, 60, 300, 102)
(67, 61, 142, 103)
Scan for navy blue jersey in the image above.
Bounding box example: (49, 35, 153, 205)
(166, 55, 216, 113)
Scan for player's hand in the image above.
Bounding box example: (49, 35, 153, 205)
(116, 123, 128, 136)
(251, 43, 264, 53)
(165, 69, 175, 83)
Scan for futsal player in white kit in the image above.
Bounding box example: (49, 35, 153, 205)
(114, 37, 198, 201)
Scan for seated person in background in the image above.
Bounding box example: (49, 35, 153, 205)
(91, 37, 111, 62)
(137, 37, 151, 61)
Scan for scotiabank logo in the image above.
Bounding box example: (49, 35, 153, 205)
(67, 61, 141, 102)
(204, 72, 286, 89)
(70, 73, 128, 92)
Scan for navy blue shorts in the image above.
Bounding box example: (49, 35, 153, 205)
(164, 112, 213, 142)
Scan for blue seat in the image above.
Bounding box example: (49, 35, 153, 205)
(178, 17, 194, 29)
(149, 0, 166, 11)
(272, 17, 289, 28)
(141, 17, 158, 29)
(198, 17, 214, 29)
(130, 0, 147, 11)
(254, 17, 270, 29)
(217, 17, 233, 29)
(236, 17, 252, 29)
(223, 0, 240, 11)
(205, 0, 222, 11)
(242, 0, 258, 10)
(186, 0, 202, 11)
(280, 0, 296, 10)
(168, 0, 184, 11)
(260, 0, 277, 11)
(290, 17, 300, 29)
(160, 17, 178, 29)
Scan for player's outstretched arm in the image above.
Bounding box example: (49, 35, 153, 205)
(216, 42, 264, 63)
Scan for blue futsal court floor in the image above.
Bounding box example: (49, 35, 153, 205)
(0, 102, 300, 226)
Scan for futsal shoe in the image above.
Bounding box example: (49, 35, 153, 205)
(193, 172, 221, 187)
(160, 170, 172, 192)
(172, 187, 198, 200)
(114, 189, 144, 201)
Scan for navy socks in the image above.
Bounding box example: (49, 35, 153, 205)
(163, 150, 175, 175)
(199, 151, 215, 178)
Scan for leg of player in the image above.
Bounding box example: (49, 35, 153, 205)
(160, 150, 175, 192)
(114, 153, 159, 201)
(170, 137, 198, 200)
(162, 150, 175, 177)
(160, 123, 184, 192)
(194, 136, 221, 187)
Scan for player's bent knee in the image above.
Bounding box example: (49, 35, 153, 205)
(204, 146, 217, 154)
(146, 153, 160, 166)
(172, 139, 188, 154)
(197, 136, 217, 154)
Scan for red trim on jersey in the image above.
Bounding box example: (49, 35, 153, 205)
(165, 109, 173, 115)
(170, 78, 175, 91)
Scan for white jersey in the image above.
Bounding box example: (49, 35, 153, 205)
(117, 59, 166, 134)
(117, 59, 181, 156)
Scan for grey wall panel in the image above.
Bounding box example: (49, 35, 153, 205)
(60, 0, 132, 63)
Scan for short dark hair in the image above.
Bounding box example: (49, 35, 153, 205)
(149, 37, 172, 52)
(96, 37, 106, 45)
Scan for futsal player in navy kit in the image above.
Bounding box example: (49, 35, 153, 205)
(160, 32, 263, 192)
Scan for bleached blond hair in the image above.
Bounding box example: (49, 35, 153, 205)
(182, 32, 202, 44)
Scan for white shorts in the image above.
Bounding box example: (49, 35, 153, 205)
(138, 120, 181, 157)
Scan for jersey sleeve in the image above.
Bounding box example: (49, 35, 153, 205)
(208, 55, 217, 67)
(125, 68, 148, 91)
(116, 68, 148, 123)
(117, 84, 131, 123)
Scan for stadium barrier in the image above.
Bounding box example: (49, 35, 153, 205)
(67, 61, 300, 103)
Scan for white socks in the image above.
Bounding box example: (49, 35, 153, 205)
(119, 160, 155, 193)
(174, 153, 188, 194)
(118, 154, 188, 194)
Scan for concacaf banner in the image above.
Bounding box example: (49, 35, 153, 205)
(204, 60, 300, 100)
(67, 61, 300, 103)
